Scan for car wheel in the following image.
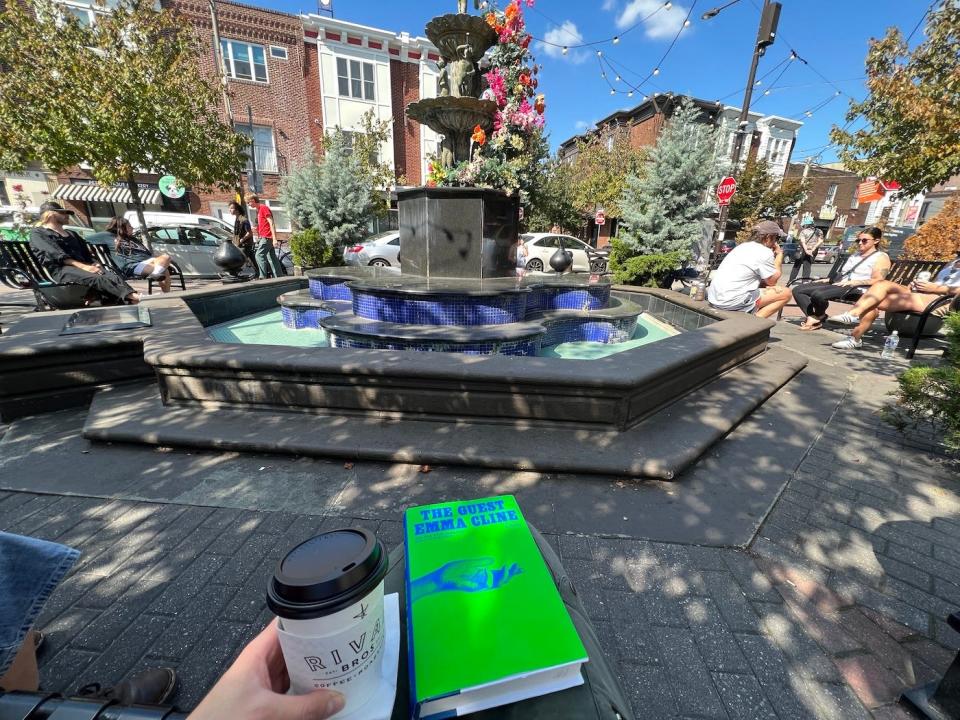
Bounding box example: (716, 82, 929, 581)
(368, 258, 390, 267)
(526, 258, 544, 272)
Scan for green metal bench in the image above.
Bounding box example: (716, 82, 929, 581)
(85, 241, 186, 295)
(0, 239, 90, 311)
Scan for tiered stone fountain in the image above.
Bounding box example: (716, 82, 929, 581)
(277, 2, 638, 355)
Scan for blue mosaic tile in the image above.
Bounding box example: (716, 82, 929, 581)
(281, 305, 333, 330)
(352, 290, 526, 326)
(308, 277, 353, 301)
(528, 286, 610, 314)
(328, 333, 540, 356)
(540, 316, 636, 346)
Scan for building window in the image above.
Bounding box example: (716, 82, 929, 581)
(62, 3, 96, 25)
(221, 39, 268, 83)
(235, 123, 278, 173)
(209, 202, 233, 225)
(850, 193, 859, 210)
(765, 137, 788, 165)
(266, 200, 291, 233)
(269, 46, 288, 60)
(336, 57, 375, 101)
(342, 131, 378, 166)
(825, 183, 838, 206)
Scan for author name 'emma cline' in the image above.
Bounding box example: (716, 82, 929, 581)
(413, 499, 519, 536)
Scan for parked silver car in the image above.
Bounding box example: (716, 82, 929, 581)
(139, 224, 236, 277)
(342, 231, 401, 267)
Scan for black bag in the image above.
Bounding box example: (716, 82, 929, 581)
(792, 246, 806, 262)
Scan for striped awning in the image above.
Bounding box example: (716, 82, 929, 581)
(52, 183, 162, 205)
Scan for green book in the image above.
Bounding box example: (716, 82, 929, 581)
(404, 495, 588, 719)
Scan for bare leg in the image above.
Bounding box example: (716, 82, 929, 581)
(160, 271, 171, 293)
(756, 286, 792, 319)
(851, 308, 879, 340)
(844, 281, 906, 318)
(0, 630, 39, 692)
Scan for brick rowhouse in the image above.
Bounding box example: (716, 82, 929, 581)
(163, 0, 315, 238)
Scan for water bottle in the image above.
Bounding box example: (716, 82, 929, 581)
(881, 330, 900, 359)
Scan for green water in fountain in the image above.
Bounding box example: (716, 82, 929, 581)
(207, 310, 677, 358)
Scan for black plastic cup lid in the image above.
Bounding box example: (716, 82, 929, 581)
(267, 528, 388, 620)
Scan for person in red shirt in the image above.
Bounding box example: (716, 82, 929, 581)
(246, 194, 285, 278)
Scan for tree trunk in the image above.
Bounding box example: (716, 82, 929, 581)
(127, 170, 147, 231)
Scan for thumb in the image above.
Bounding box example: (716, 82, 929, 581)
(272, 689, 346, 720)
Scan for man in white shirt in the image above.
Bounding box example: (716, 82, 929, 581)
(707, 220, 791, 319)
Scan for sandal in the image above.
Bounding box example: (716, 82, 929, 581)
(798, 320, 822, 331)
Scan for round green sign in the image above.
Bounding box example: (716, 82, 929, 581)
(158, 175, 185, 199)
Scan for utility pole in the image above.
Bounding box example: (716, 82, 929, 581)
(710, 0, 781, 260)
(209, 0, 246, 208)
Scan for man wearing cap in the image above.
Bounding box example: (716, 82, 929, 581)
(706, 220, 791, 319)
(29, 202, 139, 305)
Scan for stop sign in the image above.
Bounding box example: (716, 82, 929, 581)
(716, 176, 738, 206)
(595, 211, 605, 226)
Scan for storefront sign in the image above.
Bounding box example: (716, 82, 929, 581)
(158, 175, 185, 199)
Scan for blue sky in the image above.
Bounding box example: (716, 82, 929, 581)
(273, 0, 929, 163)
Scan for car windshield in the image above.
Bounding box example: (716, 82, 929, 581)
(202, 225, 232, 240)
(363, 231, 398, 244)
(520, 234, 534, 242)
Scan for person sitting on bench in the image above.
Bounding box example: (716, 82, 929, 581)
(793, 226, 890, 331)
(828, 254, 960, 350)
(91, 216, 173, 292)
(29, 202, 139, 305)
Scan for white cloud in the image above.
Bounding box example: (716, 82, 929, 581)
(616, 0, 690, 40)
(540, 21, 589, 63)
(574, 120, 593, 131)
(602, 0, 617, 11)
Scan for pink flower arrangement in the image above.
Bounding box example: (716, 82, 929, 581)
(484, 69, 507, 107)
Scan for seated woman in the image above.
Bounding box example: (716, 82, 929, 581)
(828, 255, 960, 350)
(102, 216, 173, 292)
(792, 227, 890, 331)
(29, 202, 139, 305)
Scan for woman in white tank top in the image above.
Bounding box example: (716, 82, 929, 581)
(792, 227, 891, 330)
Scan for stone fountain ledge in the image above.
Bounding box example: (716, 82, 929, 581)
(0, 279, 806, 477)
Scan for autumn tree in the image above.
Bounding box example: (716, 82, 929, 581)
(728, 158, 807, 224)
(565, 132, 647, 220)
(831, 1, 960, 195)
(902, 191, 960, 260)
(0, 0, 248, 227)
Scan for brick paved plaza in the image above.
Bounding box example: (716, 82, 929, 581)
(0, 277, 958, 719)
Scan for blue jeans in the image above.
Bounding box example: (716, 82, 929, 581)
(255, 239, 285, 278)
(0, 533, 79, 676)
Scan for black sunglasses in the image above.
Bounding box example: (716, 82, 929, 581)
(856, 237, 874, 243)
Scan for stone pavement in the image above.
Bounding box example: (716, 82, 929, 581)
(0, 283, 957, 718)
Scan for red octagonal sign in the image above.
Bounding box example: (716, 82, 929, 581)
(716, 176, 738, 206)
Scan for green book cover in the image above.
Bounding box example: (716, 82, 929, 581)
(404, 495, 588, 717)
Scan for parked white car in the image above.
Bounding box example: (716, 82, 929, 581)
(124, 210, 234, 234)
(521, 233, 609, 273)
(342, 231, 401, 267)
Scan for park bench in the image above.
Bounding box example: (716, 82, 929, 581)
(85, 241, 186, 295)
(780, 253, 957, 357)
(0, 239, 90, 311)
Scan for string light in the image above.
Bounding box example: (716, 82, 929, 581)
(652, 67, 660, 76)
(615, 75, 621, 81)
(610, 88, 616, 95)
(562, 46, 568, 55)
(612, 36, 620, 44)
(683, 19, 691, 27)
(664, 1, 672, 7)
(597, 49, 603, 57)
(627, 91, 634, 97)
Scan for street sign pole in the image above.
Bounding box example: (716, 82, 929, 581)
(709, 0, 779, 268)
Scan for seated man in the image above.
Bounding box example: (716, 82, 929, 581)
(29, 202, 139, 305)
(707, 220, 792, 319)
(829, 255, 960, 350)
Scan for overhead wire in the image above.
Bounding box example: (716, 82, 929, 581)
(527, 0, 671, 51)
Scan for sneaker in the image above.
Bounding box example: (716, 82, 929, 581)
(832, 337, 862, 350)
(78, 668, 177, 706)
(830, 312, 859, 325)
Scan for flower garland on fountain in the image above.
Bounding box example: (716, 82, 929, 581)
(426, 0, 546, 208)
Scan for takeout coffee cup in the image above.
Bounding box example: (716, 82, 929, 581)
(267, 528, 389, 714)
